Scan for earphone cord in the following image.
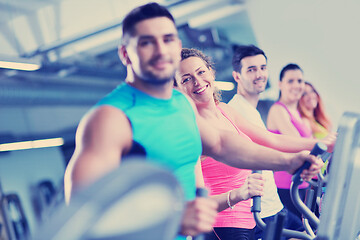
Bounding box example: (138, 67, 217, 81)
(212, 228, 221, 240)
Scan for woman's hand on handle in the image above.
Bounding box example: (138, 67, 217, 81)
(233, 173, 264, 201)
(287, 151, 324, 181)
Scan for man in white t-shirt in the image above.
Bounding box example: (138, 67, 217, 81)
(228, 45, 305, 239)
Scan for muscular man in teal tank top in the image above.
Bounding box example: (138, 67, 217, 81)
(97, 83, 202, 200)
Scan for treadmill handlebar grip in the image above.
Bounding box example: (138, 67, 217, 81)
(292, 142, 327, 183)
(251, 170, 262, 213)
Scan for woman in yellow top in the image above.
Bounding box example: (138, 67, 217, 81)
(298, 81, 332, 173)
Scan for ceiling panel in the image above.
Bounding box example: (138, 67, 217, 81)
(0, 0, 255, 107)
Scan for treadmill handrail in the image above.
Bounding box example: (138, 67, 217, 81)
(252, 143, 327, 240)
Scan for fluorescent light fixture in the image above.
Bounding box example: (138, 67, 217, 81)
(0, 55, 41, 71)
(0, 60, 41, 71)
(188, 4, 246, 28)
(60, 28, 121, 58)
(0, 137, 64, 152)
(214, 81, 235, 91)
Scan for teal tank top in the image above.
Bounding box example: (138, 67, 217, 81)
(96, 83, 202, 201)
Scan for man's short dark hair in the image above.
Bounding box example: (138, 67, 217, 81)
(232, 44, 267, 73)
(121, 2, 175, 45)
(279, 63, 303, 81)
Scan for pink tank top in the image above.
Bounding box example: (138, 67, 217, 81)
(269, 101, 313, 189)
(201, 106, 255, 229)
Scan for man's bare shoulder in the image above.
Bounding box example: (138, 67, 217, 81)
(76, 105, 132, 150)
(81, 105, 130, 128)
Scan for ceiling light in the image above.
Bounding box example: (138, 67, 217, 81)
(0, 55, 41, 71)
(0, 138, 64, 152)
(214, 81, 235, 91)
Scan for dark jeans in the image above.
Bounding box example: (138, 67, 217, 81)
(205, 227, 255, 240)
(254, 208, 305, 240)
(277, 188, 307, 220)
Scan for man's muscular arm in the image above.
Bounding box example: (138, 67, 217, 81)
(64, 106, 132, 203)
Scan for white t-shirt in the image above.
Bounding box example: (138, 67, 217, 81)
(228, 94, 284, 218)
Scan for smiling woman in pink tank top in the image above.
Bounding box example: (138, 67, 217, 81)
(176, 48, 265, 240)
(267, 63, 313, 222)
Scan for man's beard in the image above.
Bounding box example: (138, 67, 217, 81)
(141, 71, 175, 85)
(139, 61, 177, 85)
